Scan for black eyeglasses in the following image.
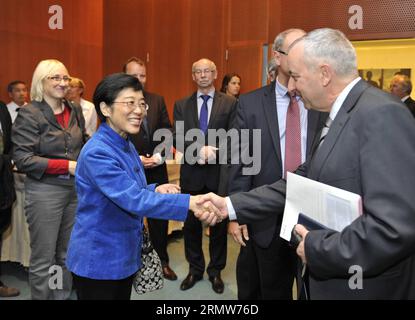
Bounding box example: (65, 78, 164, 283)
(276, 49, 288, 56)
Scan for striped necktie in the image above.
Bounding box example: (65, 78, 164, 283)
(318, 116, 333, 148)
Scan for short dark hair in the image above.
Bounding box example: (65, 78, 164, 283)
(93, 73, 143, 123)
(7, 80, 26, 93)
(220, 73, 241, 95)
(122, 57, 146, 73)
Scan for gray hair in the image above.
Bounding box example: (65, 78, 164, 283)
(272, 28, 305, 52)
(291, 28, 358, 78)
(192, 58, 217, 73)
(393, 74, 412, 95)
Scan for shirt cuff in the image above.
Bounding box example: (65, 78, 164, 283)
(45, 159, 69, 175)
(153, 153, 162, 165)
(226, 196, 237, 221)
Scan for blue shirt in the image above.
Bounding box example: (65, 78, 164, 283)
(66, 123, 190, 280)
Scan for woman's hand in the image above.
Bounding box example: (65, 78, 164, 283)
(155, 183, 181, 194)
(68, 161, 77, 176)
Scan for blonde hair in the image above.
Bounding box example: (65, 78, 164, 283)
(69, 77, 85, 89)
(31, 59, 69, 102)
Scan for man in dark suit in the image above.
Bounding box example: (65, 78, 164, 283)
(174, 58, 236, 294)
(124, 57, 177, 281)
(0, 101, 20, 297)
(199, 28, 415, 299)
(228, 28, 326, 300)
(389, 74, 415, 117)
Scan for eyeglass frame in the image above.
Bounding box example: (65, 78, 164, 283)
(193, 69, 215, 75)
(276, 49, 288, 56)
(47, 75, 72, 83)
(112, 101, 149, 111)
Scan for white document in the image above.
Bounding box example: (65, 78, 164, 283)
(280, 172, 362, 241)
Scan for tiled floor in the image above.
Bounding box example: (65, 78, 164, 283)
(0, 232, 240, 300)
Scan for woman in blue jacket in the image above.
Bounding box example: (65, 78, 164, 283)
(66, 73, 216, 300)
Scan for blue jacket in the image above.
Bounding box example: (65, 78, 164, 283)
(66, 123, 189, 280)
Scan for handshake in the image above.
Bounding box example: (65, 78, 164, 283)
(189, 193, 229, 226)
(155, 184, 229, 225)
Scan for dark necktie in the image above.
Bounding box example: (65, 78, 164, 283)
(284, 94, 302, 178)
(199, 95, 210, 134)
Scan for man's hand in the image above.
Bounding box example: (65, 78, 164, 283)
(294, 224, 309, 264)
(141, 154, 162, 169)
(197, 192, 229, 221)
(189, 195, 222, 226)
(68, 161, 77, 176)
(228, 222, 249, 246)
(197, 146, 218, 165)
(155, 183, 181, 194)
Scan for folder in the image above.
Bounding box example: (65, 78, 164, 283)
(280, 172, 362, 242)
(297, 213, 327, 231)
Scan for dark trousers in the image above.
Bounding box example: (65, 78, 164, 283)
(0, 206, 12, 286)
(236, 232, 296, 300)
(182, 187, 228, 278)
(72, 273, 134, 300)
(147, 218, 169, 266)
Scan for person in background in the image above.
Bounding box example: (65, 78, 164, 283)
(220, 73, 242, 99)
(389, 74, 415, 117)
(0, 101, 20, 297)
(12, 59, 88, 300)
(6, 81, 28, 123)
(123, 57, 178, 281)
(227, 28, 326, 300)
(66, 77, 98, 137)
(365, 71, 379, 88)
(66, 73, 219, 300)
(173, 58, 237, 294)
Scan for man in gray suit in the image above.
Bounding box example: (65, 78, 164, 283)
(198, 28, 415, 299)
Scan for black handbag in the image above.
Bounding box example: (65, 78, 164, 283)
(133, 227, 164, 294)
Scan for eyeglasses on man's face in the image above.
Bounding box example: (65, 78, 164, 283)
(47, 75, 72, 83)
(193, 69, 214, 75)
(113, 100, 149, 111)
(276, 49, 288, 56)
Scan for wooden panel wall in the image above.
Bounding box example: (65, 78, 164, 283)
(0, 0, 103, 102)
(4, 0, 415, 111)
(103, 0, 271, 118)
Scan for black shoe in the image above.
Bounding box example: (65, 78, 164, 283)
(162, 265, 178, 281)
(180, 273, 202, 291)
(209, 275, 224, 294)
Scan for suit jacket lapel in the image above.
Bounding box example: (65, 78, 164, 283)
(208, 91, 221, 128)
(309, 79, 369, 180)
(66, 100, 77, 129)
(35, 100, 62, 130)
(306, 111, 322, 155)
(262, 82, 282, 164)
(188, 93, 199, 129)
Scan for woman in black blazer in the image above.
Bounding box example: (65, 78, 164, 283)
(12, 59, 87, 300)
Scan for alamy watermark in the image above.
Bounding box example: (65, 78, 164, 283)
(48, 265, 63, 290)
(348, 265, 363, 290)
(152, 121, 262, 175)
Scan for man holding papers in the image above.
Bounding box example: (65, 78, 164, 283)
(198, 28, 415, 299)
